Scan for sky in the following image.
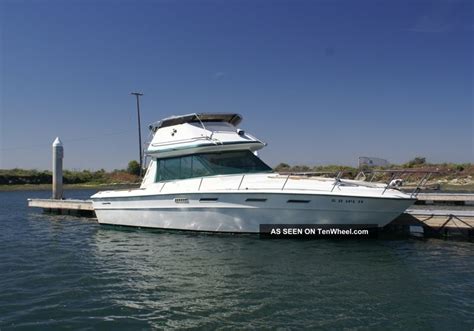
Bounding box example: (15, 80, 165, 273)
(1, 0, 473, 170)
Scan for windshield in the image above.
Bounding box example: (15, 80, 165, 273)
(156, 150, 272, 182)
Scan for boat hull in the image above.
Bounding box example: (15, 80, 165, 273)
(92, 192, 415, 233)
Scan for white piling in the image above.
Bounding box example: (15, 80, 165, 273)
(52, 137, 63, 199)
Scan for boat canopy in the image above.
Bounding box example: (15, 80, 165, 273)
(149, 113, 242, 132)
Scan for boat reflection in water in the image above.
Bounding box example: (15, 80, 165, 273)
(91, 226, 441, 329)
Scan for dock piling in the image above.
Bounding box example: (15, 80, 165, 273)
(52, 137, 63, 199)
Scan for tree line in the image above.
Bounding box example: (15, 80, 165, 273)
(1, 158, 471, 185)
(0, 161, 141, 185)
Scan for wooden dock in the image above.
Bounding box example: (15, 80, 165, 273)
(28, 198, 95, 217)
(389, 208, 474, 240)
(414, 193, 474, 205)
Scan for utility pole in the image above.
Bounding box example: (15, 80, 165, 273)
(131, 92, 144, 177)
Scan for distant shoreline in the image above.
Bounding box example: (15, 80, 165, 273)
(1, 182, 472, 193)
(1, 161, 473, 193)
(0, 183, 139, 192)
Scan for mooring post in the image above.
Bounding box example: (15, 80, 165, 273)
(52, 137, 63, 199)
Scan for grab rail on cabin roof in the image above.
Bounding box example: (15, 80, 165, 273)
(192, 113, 225, 146)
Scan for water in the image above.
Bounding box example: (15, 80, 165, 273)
(1, 190, 473, 330)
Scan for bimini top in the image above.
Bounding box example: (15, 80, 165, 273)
(149, 113, 242, 132)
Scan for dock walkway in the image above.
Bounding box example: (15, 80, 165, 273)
(415, 193, 474, 205)
(28, 198, 95, 217)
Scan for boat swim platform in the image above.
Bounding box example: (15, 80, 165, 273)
(27, 198, 474, 240)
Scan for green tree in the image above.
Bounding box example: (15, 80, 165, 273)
(127, 160, 141, 176)
(274, 163, 291, 172)
(407, 157, 426, 168)
(292, 165, 312, 172)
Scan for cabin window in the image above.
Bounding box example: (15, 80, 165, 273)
(155, 150, 272, 182)
(158, 157, 181, 180)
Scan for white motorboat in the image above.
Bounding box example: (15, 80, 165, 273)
(91, 113, 415, 232)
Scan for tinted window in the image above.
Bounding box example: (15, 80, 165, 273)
(156, 150, 272, 182)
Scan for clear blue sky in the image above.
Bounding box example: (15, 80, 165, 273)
(1, 0, 472, 170)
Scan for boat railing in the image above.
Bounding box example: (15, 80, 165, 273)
(277, 171, 343, 191)
(165, 169, 438, 197)
(331, 172, 343, 192)
(355, 169, 439, 198)
(276, 169, 439, 197)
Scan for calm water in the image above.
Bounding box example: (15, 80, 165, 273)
(1, 190, 473, 330)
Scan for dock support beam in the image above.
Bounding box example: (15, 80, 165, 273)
(52, 137, 63, 199)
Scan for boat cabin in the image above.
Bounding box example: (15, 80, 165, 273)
(141, 113, 271, 187)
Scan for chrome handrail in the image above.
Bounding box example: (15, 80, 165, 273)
(160, 182, 166, 192)
(171, 169, 438, 195)
(410, 172, 432, 198)
(330, 172, 343, 192)
(238, 175, 246, 190)
(381, 173, 397, 196)
(281, 174, 290, 190)
(357, 169, 439, 197)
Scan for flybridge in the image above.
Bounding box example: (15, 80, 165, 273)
(149, 113, 243, 132)
(145, 112, 265, 159)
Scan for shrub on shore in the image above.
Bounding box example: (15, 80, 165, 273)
(0, 168, 139, 186)
(0, 158, 472, 186)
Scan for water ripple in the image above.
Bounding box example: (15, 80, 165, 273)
(0, 190, 473, 329)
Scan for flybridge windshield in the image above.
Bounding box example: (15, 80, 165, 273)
(156, 150, 272, 182)
(189, 121, 236, 132)
(149, 113, 242, 131)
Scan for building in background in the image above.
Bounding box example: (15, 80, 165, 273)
(358, 156, 389, 168)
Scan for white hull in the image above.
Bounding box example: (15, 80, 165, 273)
(93, 192, 414, 232)
(91, 113, 417, 233)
